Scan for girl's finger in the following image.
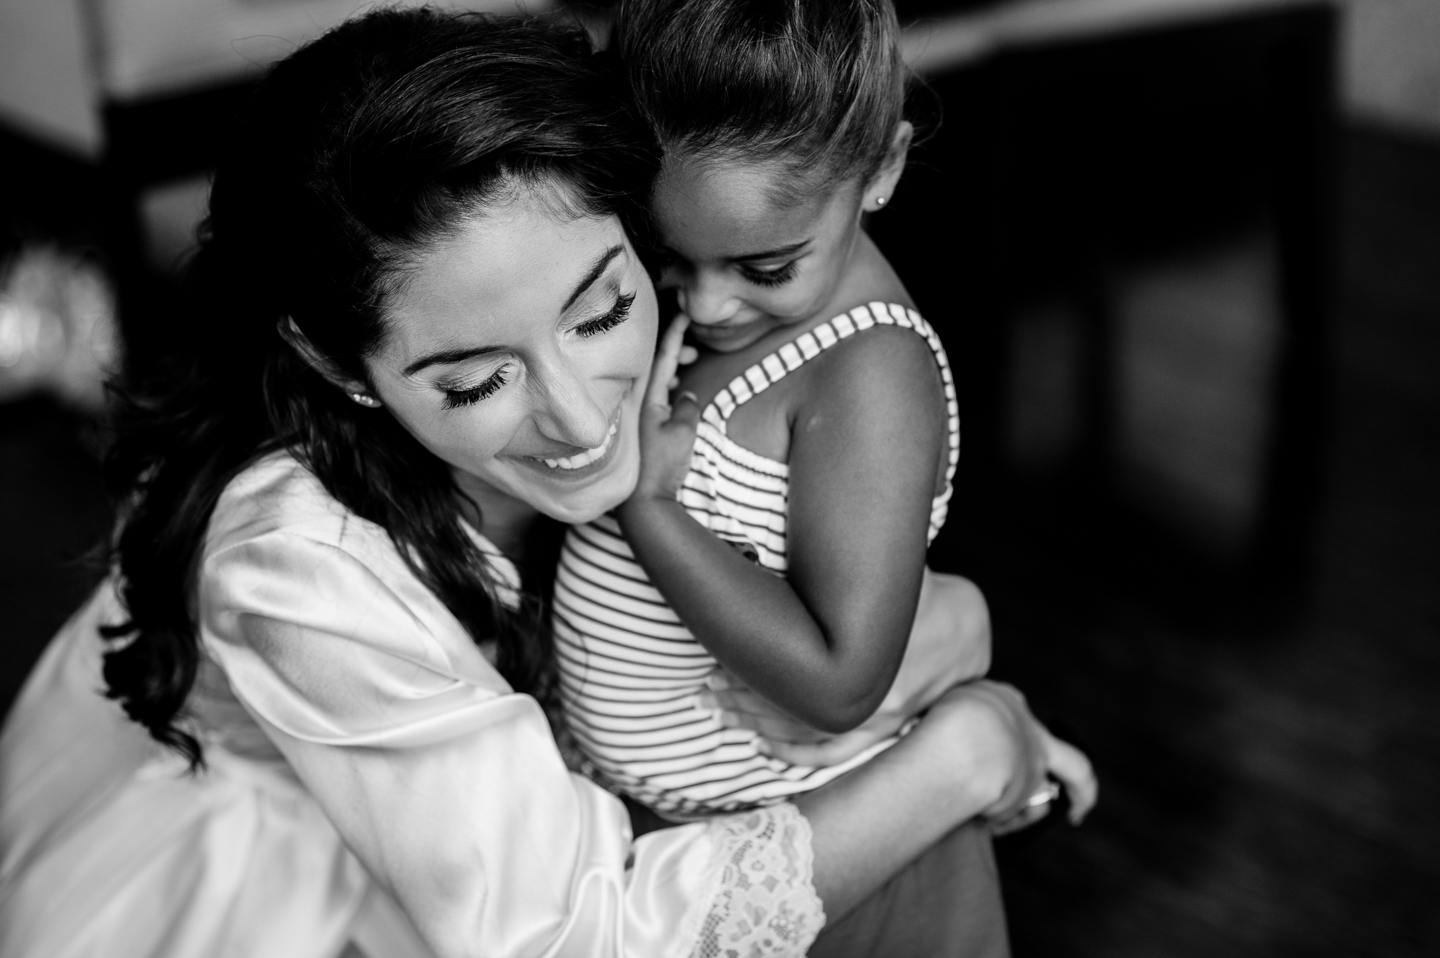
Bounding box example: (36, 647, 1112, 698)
(719, 710, 828, 744)
(705, 670, 735, 691)
(708, 689, 784, 721)
(669, 391, 702, 430)
(645, 314, 692, 407)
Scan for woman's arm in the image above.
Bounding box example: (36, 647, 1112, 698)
(619, 318, 947, 732)
(200, 518, 1047, 956)
(797, 680, 1042, 918)
(203, 531, 723, 958)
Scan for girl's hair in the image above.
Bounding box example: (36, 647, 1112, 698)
(617, 0, 905, 194)
(101, 7, 661, 767)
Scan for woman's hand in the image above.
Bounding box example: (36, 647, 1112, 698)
(631, 314, 701, 503)
(938, 681, 1098, 832)
(1041, 724, 1098, 825)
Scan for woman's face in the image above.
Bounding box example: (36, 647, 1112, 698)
(365, 188, 658, 526)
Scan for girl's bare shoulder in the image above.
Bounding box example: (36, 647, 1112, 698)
(804, 317, 942, 414)
(799, 236, 939, 412)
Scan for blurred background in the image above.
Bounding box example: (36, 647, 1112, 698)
(1, 0, 1436, 954)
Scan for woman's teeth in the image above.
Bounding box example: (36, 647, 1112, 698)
(542, 422, 618, 470)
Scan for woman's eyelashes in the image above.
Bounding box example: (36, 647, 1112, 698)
(573, 292, 636, 338)
(740, 260, 799, 288)
(438, 294, 635, 409)
(441, 366, 510, 409)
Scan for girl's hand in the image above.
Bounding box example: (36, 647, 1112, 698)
(631, 314, 701, 502)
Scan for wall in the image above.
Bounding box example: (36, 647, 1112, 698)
(1344, 0, 1440, 137)
(0, 0, 553, 159)
(4, 0, 1438, 157)
(0, 0, 99, 156)
(94, 0, 553, 101)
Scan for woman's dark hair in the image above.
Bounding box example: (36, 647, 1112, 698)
(617, 0, 906, 194)
(101, 6, 661, 766)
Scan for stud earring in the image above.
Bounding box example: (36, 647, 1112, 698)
(350, 392, 382, 408)
(875, 196, 887, 207)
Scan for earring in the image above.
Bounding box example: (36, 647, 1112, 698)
(875, 196, 887, 207)
(350, 392, 382, 408)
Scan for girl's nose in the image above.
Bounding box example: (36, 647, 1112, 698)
(532, 356, 611, 451)
(678, 273, 742, 326)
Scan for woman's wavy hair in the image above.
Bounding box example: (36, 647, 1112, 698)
(101, 6, 661, 767)
(617, 0, 908, 196)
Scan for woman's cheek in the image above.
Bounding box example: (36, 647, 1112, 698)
(637, 284, 662, 345)
(408, 391, 523, 475)
(621, 299, 662, 379)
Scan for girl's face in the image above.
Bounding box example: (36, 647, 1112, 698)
(365, 188, 658, 526)
(651, 151, 864, 353)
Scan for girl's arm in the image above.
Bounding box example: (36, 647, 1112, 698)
(619, 316, 946, 732)
(700, 570, 992, 764)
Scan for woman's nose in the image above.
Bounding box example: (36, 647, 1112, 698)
(678, 272, 742, 326)
(532, 358, 611, 450)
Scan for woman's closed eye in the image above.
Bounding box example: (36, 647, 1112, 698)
(441, 366, 510, 409)
(573, 292, 636, 338)
(740, 260, 798, 288)
(438, 293, 634, 409)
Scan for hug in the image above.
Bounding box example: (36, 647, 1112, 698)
(0, 2, 1094, 956)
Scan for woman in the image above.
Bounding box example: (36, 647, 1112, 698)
(0, 10, 1049, 957)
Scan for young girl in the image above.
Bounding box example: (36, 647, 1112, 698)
(553, 0, 1096, 821)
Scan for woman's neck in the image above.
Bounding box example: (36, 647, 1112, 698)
(452, 470, 541, 564)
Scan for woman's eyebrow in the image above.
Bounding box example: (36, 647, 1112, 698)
(562, 244, 625, 311)
(403, 344, 504, 377)
(404, 244, 626, 377)
(729, 239, 809, 263)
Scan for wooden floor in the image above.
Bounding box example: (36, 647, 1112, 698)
(981, 126, 1440, 957)
(1, 124, 1436, 955)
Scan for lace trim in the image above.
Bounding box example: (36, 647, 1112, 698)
(683, 803, 825, 958)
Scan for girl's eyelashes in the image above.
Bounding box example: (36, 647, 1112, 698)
(574, 292, 636, 338)
(740, 260, 799, 288)
(441, 366, 510, 410)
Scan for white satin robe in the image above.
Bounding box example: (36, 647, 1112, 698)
(0, 451, 822, 958)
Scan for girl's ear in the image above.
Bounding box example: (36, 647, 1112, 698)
(277, 316, 374, 401)
(862, 120, 914, 214)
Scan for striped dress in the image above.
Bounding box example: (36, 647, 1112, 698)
(553, 302, 961, 817)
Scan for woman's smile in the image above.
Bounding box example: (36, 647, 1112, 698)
(521, 404, 627, 480)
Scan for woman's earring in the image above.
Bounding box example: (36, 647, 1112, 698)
(350, 392, 383, 408)
(875, 196, 887, 207)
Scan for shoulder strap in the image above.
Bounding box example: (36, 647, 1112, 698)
(706, 302, 938, 423)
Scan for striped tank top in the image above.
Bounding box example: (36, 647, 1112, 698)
(553, 302, 961, 816)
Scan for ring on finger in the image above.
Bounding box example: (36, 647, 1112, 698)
(1026, 780, 1062, 808)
